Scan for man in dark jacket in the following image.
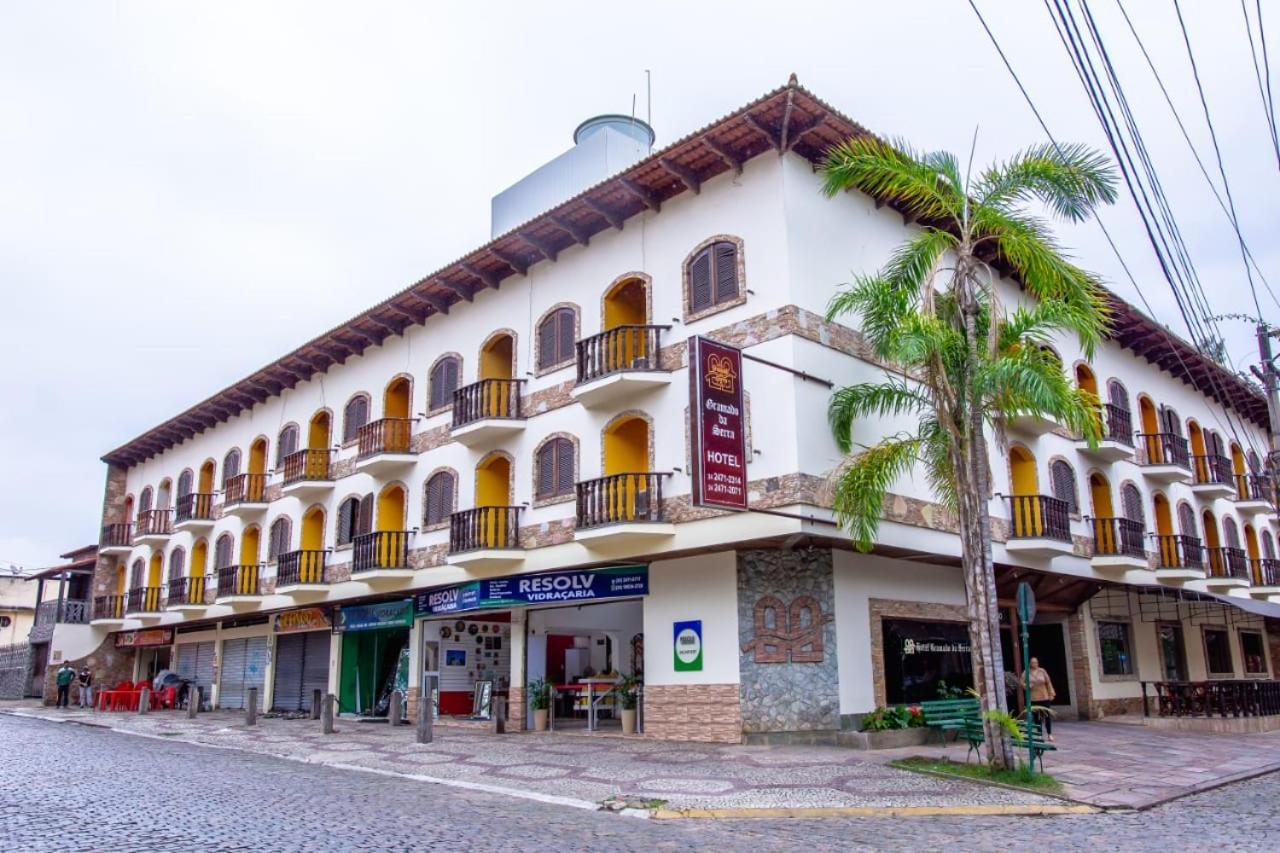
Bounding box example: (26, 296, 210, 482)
(77, 666, 94, 708)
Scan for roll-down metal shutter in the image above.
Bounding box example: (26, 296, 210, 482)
(175, 642, 215, 708)
(219, 636, 269, 710)
(271, 631, 331, 712)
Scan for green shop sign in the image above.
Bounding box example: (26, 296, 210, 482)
(336, 599, 413, 632)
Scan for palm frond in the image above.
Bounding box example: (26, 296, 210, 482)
(979, 347, 1102, 443)
(918, 416, 959, 510)
(821, 136, 962, 223)
(828, 381, 932, 453)
(831, 434, 922, 551)
(974, 142, 1118, 222)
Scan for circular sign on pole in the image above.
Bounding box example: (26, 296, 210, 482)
(1016, 581, 1036, 626)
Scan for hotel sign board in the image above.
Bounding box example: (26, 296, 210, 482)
(689, 336, 748, 510)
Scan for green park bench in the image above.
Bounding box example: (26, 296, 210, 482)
(961, 716, 1057, 771)
(918, 698, 981, 745)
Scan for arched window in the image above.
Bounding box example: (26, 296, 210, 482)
(222, 448, 242, 486)
(687, 240, 740, 313)
(139, 487, 154, 513)
(336, 495, 371, 545)
(1224, 517, 1241, 549)
(537, 307, 576, 370)
(215, 534, 235, 569)
(423, 471, 456, 526)
(177, 469, 193, 499)
(536, 437, 575, 499)
(130, 559, 145, 588)
(1121, 484, 1144, 523)
(168, 548, 185, 581)
(1248, 450, 1262, 473)
(429, 357, 461, 410)
(277, 424, 300, 465)
(1049, 460, 1078, 513)
(1177, 502, 1198, 538)
(1263, 530, 1276, 560)
(343, 394, 370, 442)
(1106, 379, 1130, 413)
(268, 516, 292, 560)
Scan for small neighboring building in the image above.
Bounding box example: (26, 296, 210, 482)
(0, 564, 38, 646)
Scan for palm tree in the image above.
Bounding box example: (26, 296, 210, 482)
(821, 137, 1117, 767)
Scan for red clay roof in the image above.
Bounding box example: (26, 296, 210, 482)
(101, 78, 1268, 467)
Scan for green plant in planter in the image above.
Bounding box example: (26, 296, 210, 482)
(526, 678, 552, 711)
(615, 675, 641, 711)
(861, 705, 922, 732)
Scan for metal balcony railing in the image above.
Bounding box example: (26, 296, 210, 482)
(1139, 432, 1190, 468)
(1206, 546, 1249, 581)
(357, 418, 413, 459)
(216, 564, 263, 597)
(575, 325, 668, 385)
(1005, 494, 1071, 542)
(101, 523, 133, 548)
(92, 595, 125, 620)
(352, 532, 411, 573)
(449, 507, 522, 553)
(282, 449, 333, 484)
(575, 472, 669, 529)
(277, 549, 328, 585)
(452, 379, 524, 428)
(135, 509, 173, 538)
(1101, 404, 1134, 446)
(126, 586, 164, 613)
(224, 473, 267, 506)
(1091, 517, 1146, 558)
(166, 575, 206, 606)
(1191, 454, 1233, 487)
(1250, 557, 1280, 586)
(175, 493, 215, 523)
(1155, 534, 1203, 570)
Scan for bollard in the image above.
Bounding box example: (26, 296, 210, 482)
(416, 684, 433, 744)
(310, 689, 323, 721)
(389, 691, 402, 727)
(187, 687, 199, 719)
(493, 696, 506, 735)
(322, 693, 335, 734)
(245, 687, 258, 726)
(137, 687, 150, 715)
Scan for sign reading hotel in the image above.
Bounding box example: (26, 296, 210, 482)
(689, 336, 748, 510)
(416, 566, 648, 616)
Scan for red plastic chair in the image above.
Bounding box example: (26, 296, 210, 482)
(153, 686, 177, 710)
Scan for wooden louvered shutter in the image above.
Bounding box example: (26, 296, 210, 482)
(277, 426, 298, 465)
(1121, 485, 1143, 523)
(557, 309, 575, 364)
(430, 360, 458, 409)
(537, 442, 556, 498)
(337, 499, 355, 545)
(224, 450, 240, 484)
(713, 242, 738, 304)
(1107, 381, 1128, 411)
(216, 536, 233, 569)
(356, 494, 374, 536)
(1225, 519, 1240, 549)
(689, 249, 713, 312)
(139, 488, 153, 513)
(1178, 503, 1197, 538)
(425, 473, 453, 525)
(1264, 532, 1275, 560)
(555, 438, 574, 495)
(538, 314, 557, 369)
(1050, 461, 1077, 513)
(269, 519, 289, 560)
(169, 549, 185, 581)
(130, 560, 143, 588)
(178, 470, 193, 499)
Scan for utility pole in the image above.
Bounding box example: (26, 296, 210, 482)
(1254, 323, 1280, 468)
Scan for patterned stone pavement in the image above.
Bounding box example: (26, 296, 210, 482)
(4, 714, 1280, 852)
(0, 703, 1051, 812)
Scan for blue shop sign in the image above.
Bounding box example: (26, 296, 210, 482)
(336, 599, 414, 632)
(415, 565, 647, 616)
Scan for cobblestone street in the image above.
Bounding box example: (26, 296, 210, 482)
(3, 715, 1280, 851)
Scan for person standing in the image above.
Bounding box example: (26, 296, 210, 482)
(54, 663, 76, 709)
(1028, 656, 1056, 742)
(77, 666, 94, 709)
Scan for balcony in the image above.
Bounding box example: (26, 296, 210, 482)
(1076, 404, 1135, 463)
(571, 325, 671, 408)
(1003, 495, 1074, 559)
(1249, 558, 1280, 598)
(134, 509, 173, 546)
(574, 472, 674, 546)
(276, 549, 330, 599)
(125, 586, 165, 621)
(165, 576, 208, 613)
(450, 379, 526, 447)
(174, 493, 216, 532)
(100, 523, 133, 556)
(1205, 546, 1250, 590)
(447, 506, 523, 569)
(351, 531, 415, 585)
(1139, 433, 1192, 484)
(90, 594, 126, 626)
(222, 473, 269, 517)
(1235, 474, 1276, 514)
(215, 564, 264, 609)
(1153, 534, 1205, 582)
(281, 449, 335, 499)
(355, 418, 416, 474)
(29, 599, 90, 642)
(1089, 517, 1148, 572)
(1190, 454, 1236, 500)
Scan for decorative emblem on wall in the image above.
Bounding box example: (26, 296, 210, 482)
(706, 353, 737, 393)
(741, 595, 833, 663)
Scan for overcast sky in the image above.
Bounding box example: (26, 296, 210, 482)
(2, 1, 1277, 570)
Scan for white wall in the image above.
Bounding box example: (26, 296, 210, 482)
(642, 551, 740, 686)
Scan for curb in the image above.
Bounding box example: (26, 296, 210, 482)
(651, 804, 1098, 819)
(888, 759, 1088, 807)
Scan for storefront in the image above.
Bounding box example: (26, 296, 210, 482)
(174, 630, 216, 710)
(270, 607, 333, 713)
(219, 635, 270, 710)
(115, 628, 174, 681)
(415, 565, 648, 731)
(337, 600, 412, 717)
(881, 618, 973, 705)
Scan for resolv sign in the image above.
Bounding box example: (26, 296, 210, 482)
(689, 336, 748, 510)
(415, 565, 648, 616)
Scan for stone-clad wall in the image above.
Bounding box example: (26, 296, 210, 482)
(644, 684, 742, 742)
(736, 548, 839, 733)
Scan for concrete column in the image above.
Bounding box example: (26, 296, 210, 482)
(246, 688, 258, 726)
(187, 687, 199, 719)
(322, 693, 335, 734)
(416, 683, 433, 744)
(493, 696, 506, 735)
(389, 691, 402, 727)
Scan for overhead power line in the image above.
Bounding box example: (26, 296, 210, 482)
(1242, 0, 1280, 174)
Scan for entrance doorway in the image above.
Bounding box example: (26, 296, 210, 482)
(1026, 622, 1072, 709)
(1158, 623, 1188, 681)
(340, 628, 409, 716)
(421, 614, 513, 718)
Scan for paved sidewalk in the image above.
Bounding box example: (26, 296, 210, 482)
(863, 718, 1280, 809)
(0, 702, 1059, 815)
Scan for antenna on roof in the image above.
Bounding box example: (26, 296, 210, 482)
(645, 69, 653, 151)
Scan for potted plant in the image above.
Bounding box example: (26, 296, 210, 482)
(615, 675, 640, 735)
(527, 678, 552, 731)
